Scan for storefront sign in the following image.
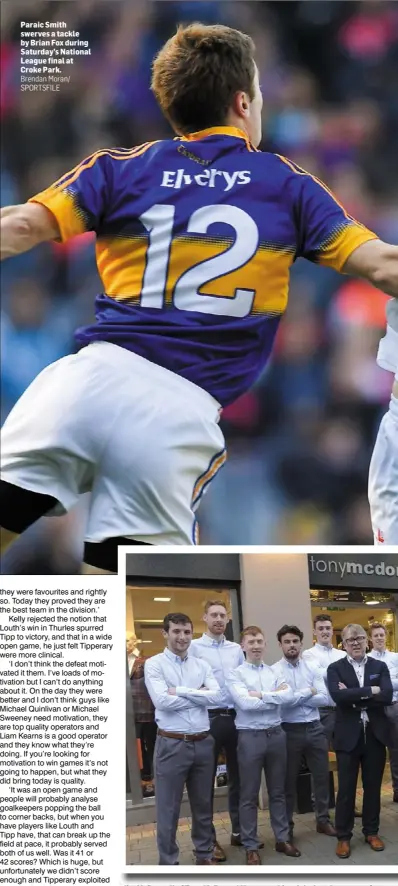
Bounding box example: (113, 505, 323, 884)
(308, 554, 398, 591)
(126, 552, 240, 582)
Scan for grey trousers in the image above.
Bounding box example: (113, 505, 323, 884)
(386, 702, 398, 791)
(237, 727, 289, 848)
(283, 721, 331, 832)
(319, 709, 336, 747)
(154, 734, 215, 865)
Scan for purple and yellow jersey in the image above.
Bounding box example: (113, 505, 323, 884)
(29, 126, 377, 406)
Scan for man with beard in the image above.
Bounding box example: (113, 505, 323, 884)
(272, 624, 336, 846)
(191, 600, 245, 861)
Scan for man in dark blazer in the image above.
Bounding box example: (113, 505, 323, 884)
(327, 622, 392, 859)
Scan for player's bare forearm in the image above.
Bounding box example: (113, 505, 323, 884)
(342, 240, 398, 297)
(0, 203, 60, 260)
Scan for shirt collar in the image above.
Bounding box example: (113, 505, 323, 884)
(347, 654, 368, 667)
(283, 656, 302, 668)
(246, 660, 265, 669)
(201, 632, 225, 647)
(175, 126, 253, 150)
(373, 649, 385, 657)
(315, 642, 333, 651)
(164, 646, 188, 664)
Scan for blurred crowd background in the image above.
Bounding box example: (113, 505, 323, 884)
(1, 0, 398, 572)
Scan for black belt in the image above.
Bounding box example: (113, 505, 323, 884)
(283, 720, 320, 728)
(209, 708, 235, 717)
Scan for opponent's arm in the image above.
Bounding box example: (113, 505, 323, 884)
(0, 203, 60, 260)
(342, 240, 398, 297)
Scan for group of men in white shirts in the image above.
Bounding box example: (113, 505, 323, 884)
(143, 602, 398, 865)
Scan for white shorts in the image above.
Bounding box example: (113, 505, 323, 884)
(368, 394, 398, 545)
(1, 342, 226, 545)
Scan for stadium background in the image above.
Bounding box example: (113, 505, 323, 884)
(1, 0, 398, 572)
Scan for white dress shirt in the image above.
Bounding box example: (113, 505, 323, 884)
(369, 648, 398, 702)
(190, 633, 244, 709)
(303, 643, 347, 707)
(271, 657, 328, 723)
(144, 647, 222, 733)
(227, 661, 294, 730)
(346, 654, 369, 725)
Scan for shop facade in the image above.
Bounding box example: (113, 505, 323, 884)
(126, 552, 398, 824)
(308, 553, 397, 651)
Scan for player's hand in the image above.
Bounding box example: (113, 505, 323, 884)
(338, 682, 347, 689)
(310, 687, 318, 695)
(248, 690, 262, 698)
(168, 687, 176, 695)
(371, 685, 381, 695)
(276, 683, 289, 692)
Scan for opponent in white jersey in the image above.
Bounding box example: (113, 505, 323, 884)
(368, 298, 398, 544)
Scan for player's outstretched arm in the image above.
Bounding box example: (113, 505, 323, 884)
(342, 240, 398, 297)
(0, 203, 60, 260)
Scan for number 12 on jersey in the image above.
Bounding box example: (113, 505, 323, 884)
(139, 203, 258, 317)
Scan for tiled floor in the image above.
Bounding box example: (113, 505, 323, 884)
(126, 779, 398, 866)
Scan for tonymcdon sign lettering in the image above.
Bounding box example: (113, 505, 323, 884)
(308, 554, 398, 591)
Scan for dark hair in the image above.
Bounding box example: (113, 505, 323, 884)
(277, 624, 304, 643)
(204, 599, 227, 614)
(163, 612, 193, 632)
(151, 22, 256, 134)
(314, 614, 333, 628)
(240, 625, 264, 642)
(369, 622, 386, 635)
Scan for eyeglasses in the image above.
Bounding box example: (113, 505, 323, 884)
(344, 636, 367, 644)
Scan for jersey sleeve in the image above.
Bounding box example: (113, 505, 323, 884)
(27, 150, 113, 241)
(284, 158, 378, 270)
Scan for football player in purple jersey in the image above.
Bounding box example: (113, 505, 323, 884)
(1, 23, 398, 571)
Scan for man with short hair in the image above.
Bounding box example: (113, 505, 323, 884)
(227, 626, 301, 864)
(144, 612, 222, 865)
(368, 621, 398, 802)
(2, 21, 397, 571)
(190, 600, 244, 862)
(303, 614, 346, 745)
(327, 623, 393, 859)
(272, 624, 336, 845)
